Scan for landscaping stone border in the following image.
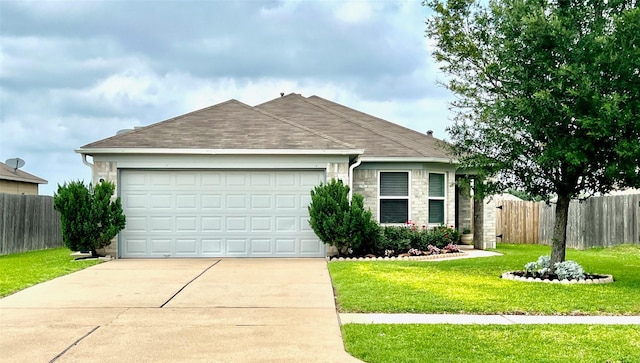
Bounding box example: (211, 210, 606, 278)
(327, 252, 467, 262)
(501, 272, 614, 284)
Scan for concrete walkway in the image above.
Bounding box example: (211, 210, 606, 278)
(340, 313, 640, 325)
(0, 259, 361, 363)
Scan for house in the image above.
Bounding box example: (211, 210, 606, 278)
(0, 162, 48, 195)
(78, 93, 484, 258)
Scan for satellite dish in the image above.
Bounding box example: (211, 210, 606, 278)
(5, 157, 25, 171)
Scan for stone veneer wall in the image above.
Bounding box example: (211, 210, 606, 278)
(352, 169, 378, 218)
(326, 162, 349, 182)
(93, 161, 119, 257)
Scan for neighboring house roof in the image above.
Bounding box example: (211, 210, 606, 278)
(0, 162, 48, 184)
(80, 94, 452, 161)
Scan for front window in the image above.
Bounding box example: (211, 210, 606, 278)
(379, 172, 409, 223)
(428, 173, 445, 224)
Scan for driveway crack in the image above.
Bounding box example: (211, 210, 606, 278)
(160, 260, 221, 308)
(48, 326, 100, 363)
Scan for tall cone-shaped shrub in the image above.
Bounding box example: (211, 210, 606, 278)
(54, 180, 126, 256)
(308, 179, 379, 256)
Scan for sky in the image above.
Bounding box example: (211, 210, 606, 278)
(0, 0, 454, 196)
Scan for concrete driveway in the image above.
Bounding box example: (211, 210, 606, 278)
(0, 259, 361, 363)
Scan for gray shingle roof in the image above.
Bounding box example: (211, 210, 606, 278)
(81, 94, 450, 160)
(0, 162, 48, 184)
(257, 94, 450, 158)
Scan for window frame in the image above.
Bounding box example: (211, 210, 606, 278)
(428, 172, 447, 226)
(378, 170, 411, 224)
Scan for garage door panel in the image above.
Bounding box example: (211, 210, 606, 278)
(119, 170, 324, 258)
(250, 239, 272, 254)
(151, 239, 172, 254)
(301, 239, 322, 254)
(250, 217, 272, 231)
(176, 217, 197, 232)
(176, 239, 197, 255)
(150, 174, 172, 186)
(202, 194, 222, 209)
(250, 194, 272, 209)
(275, 239, 296, 253)
(227, 239, 249, 254)
(202, 239, 222, 253)
(202, 217, 222, 231)
(226, 195, 247, 209)
(150, 194, 172, 209)
(176, 194, 197, 209)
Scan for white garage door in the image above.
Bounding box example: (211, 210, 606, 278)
(119, 170, 325, 258)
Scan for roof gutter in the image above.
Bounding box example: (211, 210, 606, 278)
(358, 156, 458, 164)
(75, 148, 365, 156)
(348, 156, 362, 202)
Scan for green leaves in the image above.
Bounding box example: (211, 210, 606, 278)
(308, 179, 379, 255)
(53, 180, 126, 255)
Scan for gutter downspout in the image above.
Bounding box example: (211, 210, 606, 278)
(81, 153, 93, 167)
(348, 157, 362, 202)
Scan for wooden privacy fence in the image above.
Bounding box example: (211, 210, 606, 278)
(495, 200, 540, 244)
(0, 193, 63, 255)
(496, 194, 640, 249)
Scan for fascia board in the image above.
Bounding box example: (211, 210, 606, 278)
(75, 148, 365, 156)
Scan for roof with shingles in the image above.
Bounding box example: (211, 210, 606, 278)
(0, 162, 48, 184)
(81, 94, 450, 160)
(256, 94, 449, 158)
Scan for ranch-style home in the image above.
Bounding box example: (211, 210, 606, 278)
(77, 93, 493, 258)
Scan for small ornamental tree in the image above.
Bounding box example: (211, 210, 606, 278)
(54, 180, 126, 257)
(308, 179, 379, 256)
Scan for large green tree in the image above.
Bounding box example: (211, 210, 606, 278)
(425, 0, 640, 267)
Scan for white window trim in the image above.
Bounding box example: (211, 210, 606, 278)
(428, 172, 447, 226)
(378, 170, 411, 225)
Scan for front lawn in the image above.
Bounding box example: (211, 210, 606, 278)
(342, 324, 640, 363)
(329, 244, 640, 315)
(0, 248, 102, 297)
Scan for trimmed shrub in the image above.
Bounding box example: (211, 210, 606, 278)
(308, 179, 379, 256)
(54, 180, 126, 256)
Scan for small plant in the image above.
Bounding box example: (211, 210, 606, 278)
(443, 243, 460, 253)
(408, 248, 423, 256)
(522, 255, 585, 280)
(554, 260, 586, 280)
(462, 227, 472, 234)
(524, 255, 552, 276)
(427, 245, 440, 255)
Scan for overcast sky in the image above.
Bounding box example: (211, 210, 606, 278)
(0, 0, 453, 196)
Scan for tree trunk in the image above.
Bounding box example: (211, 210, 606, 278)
(550, 193, 571, 272)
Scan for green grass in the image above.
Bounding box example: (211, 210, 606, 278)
(342, 324, 640, 363)
(329, 244, 640, 315)
(0, 248, 102, 297)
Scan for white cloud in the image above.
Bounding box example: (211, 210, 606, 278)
(334, 1, 373, 24)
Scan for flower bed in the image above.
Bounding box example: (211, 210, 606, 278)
(328, 250, 466, 262)
(501, 271, 613, 284)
